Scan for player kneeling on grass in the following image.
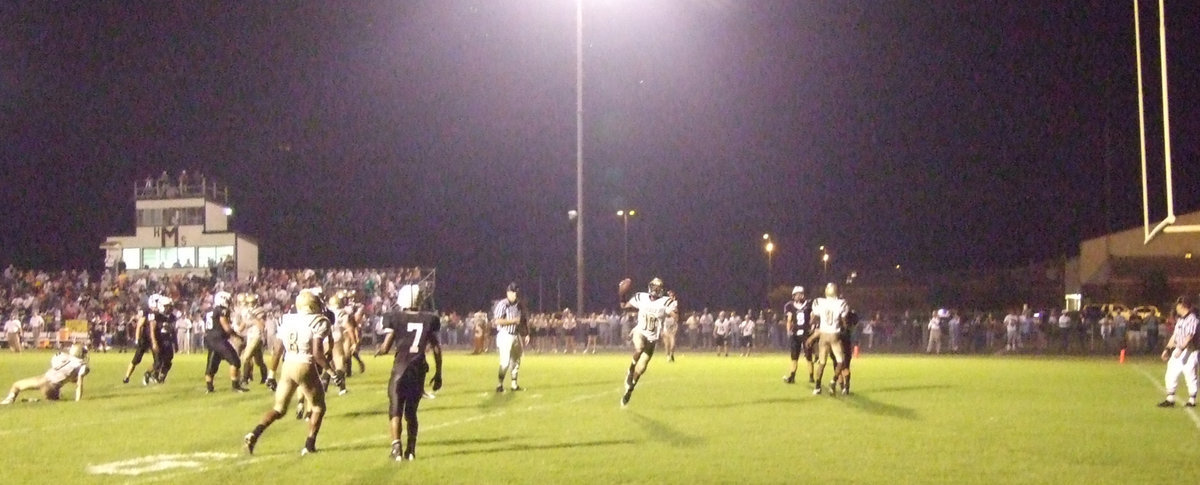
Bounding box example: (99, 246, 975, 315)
(2, 343, 89, 404)
(244, 289, 332, 456)
(375, 284, 443, 461)
(1158, 296, 1198, 408)
(618, 277, 678, 407)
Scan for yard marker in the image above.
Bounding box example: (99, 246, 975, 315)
(853, 345, 860, 358)
(1119, 348, 1126, 364)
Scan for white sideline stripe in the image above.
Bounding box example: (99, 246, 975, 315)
(128, 388, 614, 484)
(1133, 365, 1200, 431)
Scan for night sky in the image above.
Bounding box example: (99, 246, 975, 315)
(2, 1, 1198, 311)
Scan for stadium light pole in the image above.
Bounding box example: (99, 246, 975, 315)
(574, 0, 585, 315)
(618, 210, 636, 276)
(764, 240, 775, 304)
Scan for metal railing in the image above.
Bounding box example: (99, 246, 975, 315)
(134, 178, 228, 203)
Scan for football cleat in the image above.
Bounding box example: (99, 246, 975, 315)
(495, 385, 504, 393)
(300, 447, 316, 456)
(511, 384, 523, 392)
(233, 385, 250, 393)
(122, 377, 129, 384)
(783, 376, 795, 384)
(813, 387, 822, 395)
(338, 388, 348, 396)
(244, 433, 258, 455)
(1158, 400, 1175, 408)
(404, 452, 415, 461)
(142, 372, 151, 386)
(1188, 402, 1197, 408)
(390, 441, 403, 461)
(621, 391, 632, 407)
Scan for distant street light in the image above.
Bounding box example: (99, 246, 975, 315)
(822, 252, 831, 279)
(617, 209, 637, 276)
(764, 238, 775, 305)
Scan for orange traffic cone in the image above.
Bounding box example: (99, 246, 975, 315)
(853, 345, 860, 358)
(1119, 348, 1126, 364)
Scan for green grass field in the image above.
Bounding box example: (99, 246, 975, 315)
(0, 348, 1197, 484)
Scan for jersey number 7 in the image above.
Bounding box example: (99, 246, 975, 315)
(406, 323, 424, 353)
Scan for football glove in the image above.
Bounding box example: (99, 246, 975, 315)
(332, 372, 346, 389)
(265, 377, 277, 391)
(430, 374, 442, 392)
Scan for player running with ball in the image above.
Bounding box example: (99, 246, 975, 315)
(618, 277, 678, 407)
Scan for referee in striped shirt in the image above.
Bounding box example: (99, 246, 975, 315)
(493, 282, 528, 392)
(1159, 296, 1198, 408)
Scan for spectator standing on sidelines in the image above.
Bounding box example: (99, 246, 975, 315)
(177, 311, 193, 354)
(5, 314, 23, 352)
(1145, 311, 1160, 354)
(926, 311, 942, 354)
(29, 312, 44, 349)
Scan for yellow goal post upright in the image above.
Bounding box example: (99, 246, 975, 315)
(1136, 0, 1200, 244)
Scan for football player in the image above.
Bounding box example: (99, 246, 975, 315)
(122, 295, 163, 384)
(662, 291, 680, 362)
(782, 286, 814, 384)
(492, 282, 527, 392)
(834, 309, 858, 395)
(375, 284, 443, 461)
(326, 290, 351, 395)
(2, 343, 90, 404)
(807, 283, 848, 395)
(343, 290, 366, 376)
(204, 291, 249, 393)
(150, 297, 178, 383)
(618, 277, 678, 407)
(239, 293, 268, 387)
(244, 289, 331, 456)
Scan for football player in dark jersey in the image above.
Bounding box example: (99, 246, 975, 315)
(834, 310, 858, 395)
(375, 284, 443, 462)
(204, 291, 248, 393)
(122, 295, 164, 385)
(150, 297, 178, 383)
(782, 286, 815, 384)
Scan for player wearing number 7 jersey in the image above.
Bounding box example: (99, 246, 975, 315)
(243, 289, 332, 456)
(375, 284, 443, 462)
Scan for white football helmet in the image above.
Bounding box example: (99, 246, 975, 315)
(157, 297, 173, 313)
(147, 294, 162, 311)
(397, 284, 421, 310)
(213, 291, 232, 308)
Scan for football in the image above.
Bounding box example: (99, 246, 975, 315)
(618, 278, 633, 296)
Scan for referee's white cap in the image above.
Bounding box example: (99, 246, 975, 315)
(792, 286, 805, 295)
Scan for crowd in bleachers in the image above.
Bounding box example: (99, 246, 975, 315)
(2, 263, 1170, 358)
(0, 265, 428, 353)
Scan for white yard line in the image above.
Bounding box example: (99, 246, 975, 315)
(1133, 364, 1200, 431)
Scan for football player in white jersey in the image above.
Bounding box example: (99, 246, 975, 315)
(662, 291, 680, 362)
(326, 290, 351, 396)
(618, 277, 678, 407)
(807, 283, 848, 395)
(2, 343, 90, 404)
(244, 289, 332, 456)
(239, 293, 268, 387)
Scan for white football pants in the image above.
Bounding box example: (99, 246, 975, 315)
(497, 332, 523, 380)
(1164, 348, 1199, 398)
